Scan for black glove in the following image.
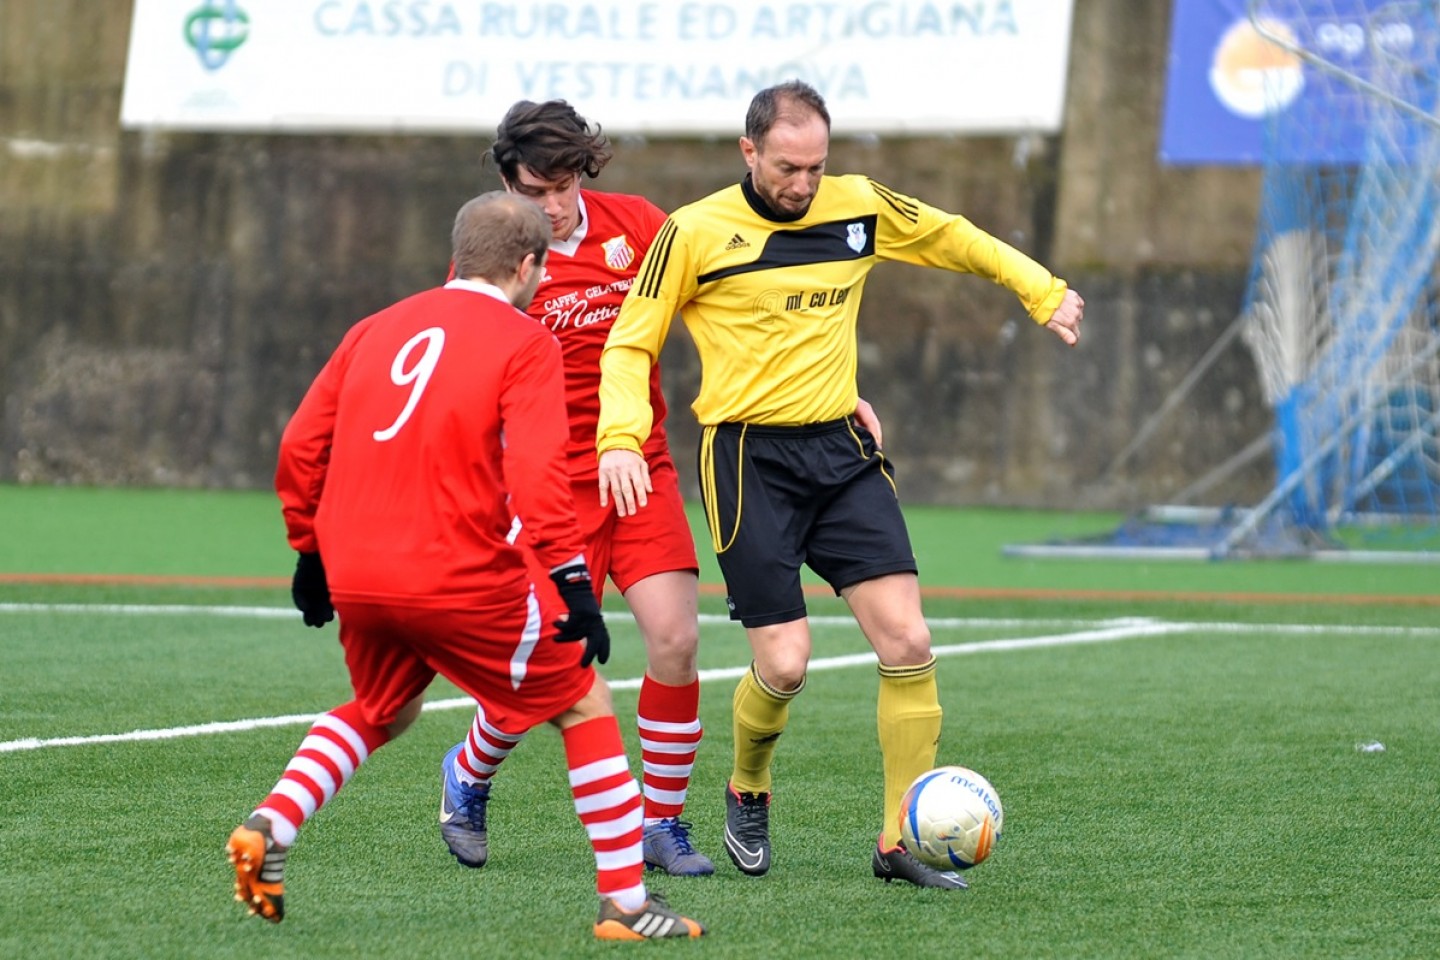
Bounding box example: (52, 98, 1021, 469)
(291, 551, 335, 628)
(549, 563, 609, 667)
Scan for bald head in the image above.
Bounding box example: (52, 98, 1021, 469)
(451, 191, 550, 290)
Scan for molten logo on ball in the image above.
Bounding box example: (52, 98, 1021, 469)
(899, 765, 1004, 871)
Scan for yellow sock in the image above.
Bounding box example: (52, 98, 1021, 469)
(877, 657, 942, 848)
(731, 662, 803, 795)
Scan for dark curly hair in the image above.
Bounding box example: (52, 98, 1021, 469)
(488, 100, 613, 184)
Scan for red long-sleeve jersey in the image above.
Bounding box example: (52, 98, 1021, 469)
(275, 280, 584, 606)
(530, 190, 672, 479)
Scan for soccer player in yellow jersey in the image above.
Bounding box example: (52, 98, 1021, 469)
(596, 80, 1084, 888)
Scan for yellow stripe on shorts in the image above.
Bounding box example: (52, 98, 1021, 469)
(700, 424, 747, 554)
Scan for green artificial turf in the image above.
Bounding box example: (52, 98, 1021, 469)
(2, 485, 1437, 958)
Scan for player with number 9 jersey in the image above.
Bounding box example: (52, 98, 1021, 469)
(277, 261, 583, 610)
(239, 194, 707, 941)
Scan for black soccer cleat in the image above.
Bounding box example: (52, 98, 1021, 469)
(872, 839, 968, 889)
(722, 781, 771, 876)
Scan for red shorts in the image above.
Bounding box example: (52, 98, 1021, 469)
(335, 589, 592, 732)
(528, 455, 699, 606)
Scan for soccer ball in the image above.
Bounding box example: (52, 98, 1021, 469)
(898, 765, 1004, 870)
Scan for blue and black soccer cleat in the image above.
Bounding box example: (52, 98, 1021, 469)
(643, 818, 715, 876)
(439, 743, 491, 868)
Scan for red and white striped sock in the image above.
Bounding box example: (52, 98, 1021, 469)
(563, 715, 646, 910)
(637, 676, 702, 822)
(254, 701, 390, 847)
(455, 702, 524, 788)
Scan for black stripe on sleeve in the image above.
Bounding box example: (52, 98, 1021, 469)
(636, 219, 678, 299)
(866, 179, 919, 224)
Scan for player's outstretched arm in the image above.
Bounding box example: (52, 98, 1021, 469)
(597, 448, 652, 518)
(1044, 288, 1085, 346)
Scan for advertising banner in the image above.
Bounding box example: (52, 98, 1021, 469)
(120, 0, 1077, 135)
(1159, 0, 1422, 165)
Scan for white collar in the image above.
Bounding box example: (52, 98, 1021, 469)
(444, 278, 510, 303)
(549, 192, 589, 258)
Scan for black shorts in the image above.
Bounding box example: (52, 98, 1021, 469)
(697, 417, 917, 628)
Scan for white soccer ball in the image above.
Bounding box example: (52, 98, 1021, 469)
(898, 765, 1004, 870)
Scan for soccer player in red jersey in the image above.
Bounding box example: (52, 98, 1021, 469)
(438, 101, 885, 878)
(437, 100, 716, 878)
(226, 192, 704, 940)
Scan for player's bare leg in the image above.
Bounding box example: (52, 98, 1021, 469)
(626, 570, 700, 685)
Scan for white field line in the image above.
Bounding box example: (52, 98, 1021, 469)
(6, 602, 1440, 638)
(0, 602, 298, 618)
(2, 605, 1436, 754)
(0, 602, 1153, 630)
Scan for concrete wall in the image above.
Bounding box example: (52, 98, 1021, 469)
(0, 0, 1274, 507)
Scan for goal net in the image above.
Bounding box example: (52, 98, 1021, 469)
(1227, 0, 1440, 557)
(1006, 0, 1440, 562)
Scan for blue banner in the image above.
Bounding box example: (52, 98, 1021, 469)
(1159, 0, 1419, 165)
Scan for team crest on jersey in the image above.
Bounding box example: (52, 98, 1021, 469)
(602, 235, 635, 270)
(846, 223, 867, 253)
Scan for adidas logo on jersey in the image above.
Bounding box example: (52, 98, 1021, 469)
(724, 233, 749, 250)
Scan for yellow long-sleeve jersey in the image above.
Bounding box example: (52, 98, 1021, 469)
(597, 174, 1068, 455)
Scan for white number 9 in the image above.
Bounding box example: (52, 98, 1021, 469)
(372, 327, 446, 442)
